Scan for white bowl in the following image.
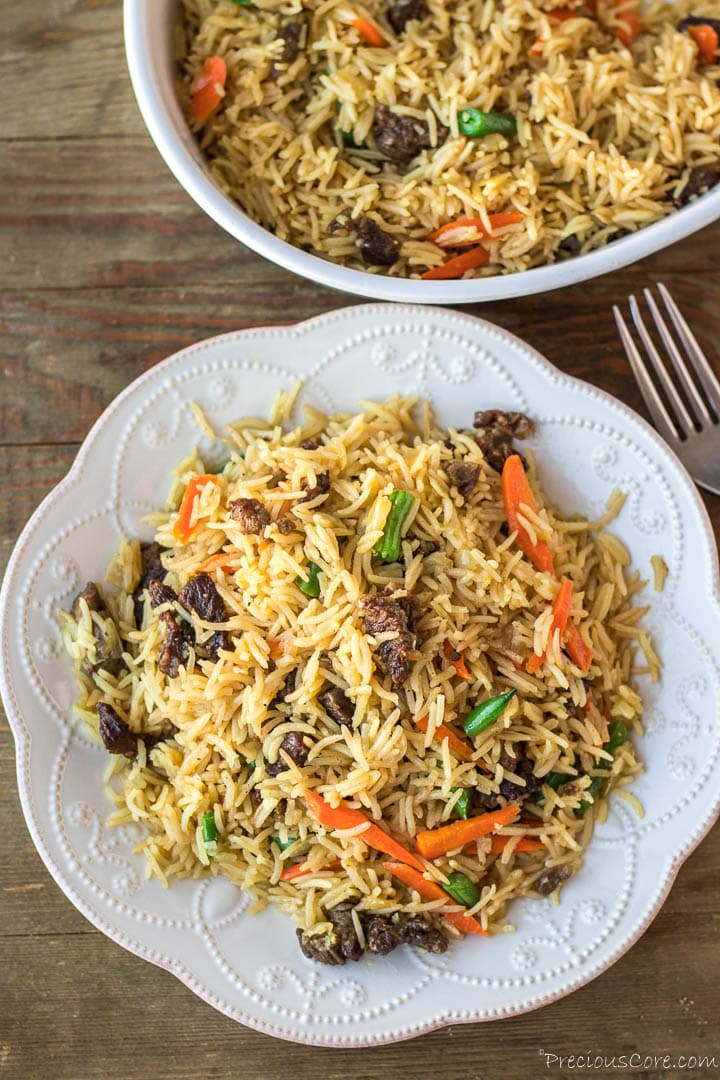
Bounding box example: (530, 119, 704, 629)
(124, 0, 720, 305)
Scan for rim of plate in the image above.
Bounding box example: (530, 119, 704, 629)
(123, 0, 720, 305)
(2, 304, 720, 1044)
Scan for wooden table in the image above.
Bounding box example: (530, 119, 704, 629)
(2, 4, 719, 1078)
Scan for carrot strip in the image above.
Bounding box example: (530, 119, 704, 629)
(489, 835, 545, 853)
(428, 211, 524, 249)
(415, 713, 474, 763)
(189, 56, 227, 124)
(421, 244, 490, 280)
(527, 577, 574, 673)
(304, 791, 426, 872)
(353, 17, 386, 46)
(383, 861, 487, 936)
(415, 804, 521, 860)
(565, 622, 593, 673)
(500, 455, 555, 574)
(689, 23, 719, 63)
(442, 639, 473, 681)
(280, 859, 342, 882)
(197, 550, 239, 574)
(615, 8, 641, 44)
(173, 475, 216, 544)
(268, 638, 284, 657)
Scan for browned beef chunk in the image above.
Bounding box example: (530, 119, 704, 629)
(472, 410, 534, 471)
(361, 588, 419, 685)
(372, 104, 448, 165)
(265, 730, 311, 775)
(533, 864, 572, 895)
(272, 668, 297, 708)
(365, 913, 402, 955)
(301, 471, 331, 503)
(673, 165, 720, 207)
(228, 498, 271, 535)
(178, 572, 228, 659)
(354, 217, 398, 266)
(276, 516, 297, 534)
(401, 916, 448, 954)
(297, 902, 364, 965)
(475, 754, 543, 810)
(388, 0, 425, 33)
(158, 611, 194, 677)
(445, 461, 480, 499)
(72, 582, 104, 621)
(319, 685, 355, 726)
(133, 542, 167, 626)
(270, 15, 308, 77)
(97, 702, 137, 758)
(71, 582, 123, 676)
(300, 438, 320, 450)
(148, 580, 177, 609)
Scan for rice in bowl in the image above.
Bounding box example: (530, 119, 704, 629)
(61, 395, 658, 964)
(177, 0, 720, 279)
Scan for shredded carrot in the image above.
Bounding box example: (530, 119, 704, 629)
(415, 804, 521, 860)
(689, 23, 719, 63)
(615, 8, 641, 44)
(500, 455, 555, 575)
(268, 638, 284, 657)
(304, 791, 426, 872)
(428, 212, 524, 249)
(197, 551, 239, 574)
(189, 55, 227, 124)
(527, 577, 574, 673)
(422, 245, 490, 280)
(173, 475, 216, 544)
(442, 639, 473, 681)
(489, 835, 545, 853)
(280, 859, 342, 882)
(383, 861, 487, 936)
(353, 17, 386, 46)
(415, 713, 475, 763)
(565, 622, 593, 673)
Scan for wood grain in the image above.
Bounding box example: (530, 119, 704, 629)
(1, 1, 720, 1077)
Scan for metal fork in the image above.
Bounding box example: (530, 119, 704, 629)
(613, 283, 720, 496)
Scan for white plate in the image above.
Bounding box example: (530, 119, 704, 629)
(124, 0, 720, 305)
(3, 305, 720, 1045)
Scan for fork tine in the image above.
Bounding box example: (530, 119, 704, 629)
(657, 282, 720, 416)
(643, 288, 712, 427)
(628, 294, 695, 437)
(613, 305, 680, 444)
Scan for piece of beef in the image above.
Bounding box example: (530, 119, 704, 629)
(445, 460, 480, 499)
(388, 0, 425, 33)
(271, 668, 297, 708)
(673, 164, 720, 207)
(318, 685, 355, 727)
(401, 916, 448, 954)
(354, 217, 399, 266)
(97, 702, 138, 758)
(372, 104, 448, 165)
(133, 542, 167, 626)
(276, 516, 298, 534)
(364, 913, 403, 955)
(361, 588, 419, 685)
(472, 410, 534, 472)
(228, 497, 271, 535)
(148, 580, 177, 609)
(270, 14, 308, 77)
(297, 902, 364, 965)
(178, 572, 228, 660)
(158, 610, 194, 677)
(301, 471, 331, 503)
(533, 864, 572, 896)
(265, 730, 311, 776)
(71, 582, 124, 676)
(300, 438, 320, 450)
(475, 754, 543, 810)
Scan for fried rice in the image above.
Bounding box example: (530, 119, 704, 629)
(61, 395, 657, 963)
(178, 0, 720, 278)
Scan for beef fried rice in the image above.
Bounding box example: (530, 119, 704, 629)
(61, 396, 657, 964)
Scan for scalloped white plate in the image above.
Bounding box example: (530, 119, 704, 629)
(2, 305, 720, 1045)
